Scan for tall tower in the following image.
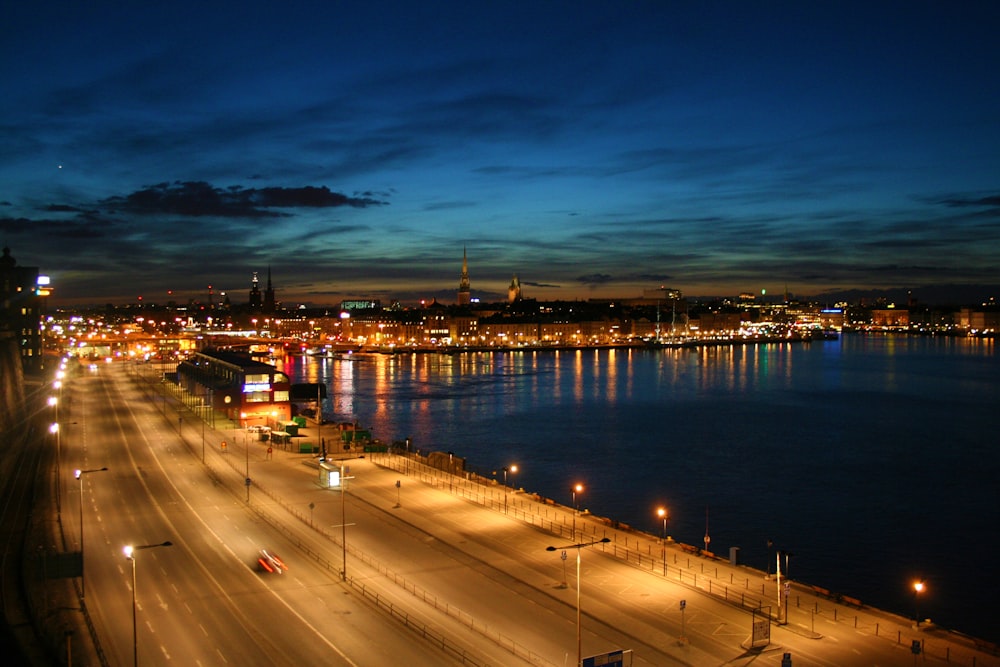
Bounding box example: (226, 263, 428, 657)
(507, 275, 521, 303)
(249, 271, 262, 312)
(457, 247, 471, 306)
(263, 266, 276, 314)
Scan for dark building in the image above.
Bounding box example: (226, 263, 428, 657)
(0, 245, 47, 372)
(249, 271, 263, 312)
(249, 267, 277, 315)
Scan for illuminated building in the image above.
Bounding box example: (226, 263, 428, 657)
(176, 349, 291, 426)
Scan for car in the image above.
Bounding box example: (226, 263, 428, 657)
(257, 549, 287, 574)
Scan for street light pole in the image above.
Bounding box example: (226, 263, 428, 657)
(503, 464, 518, 514)
(547, 537, 611, 667)
(74, 467, 107, 598)
(123, 541, 173, 667)
(913, 580, 925, 626)
(571, 483, 583, 541)
(656, 507, 668, 575)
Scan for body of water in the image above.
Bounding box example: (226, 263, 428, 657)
(276, 334, 999, 642)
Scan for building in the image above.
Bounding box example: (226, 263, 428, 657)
(508, 275, 522, 303)
(457, 247, 471, 306)
(0, 245, 47, 372)
(176, 349, 291, 426)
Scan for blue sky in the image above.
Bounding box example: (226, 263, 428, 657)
(2, 2, 999, 306)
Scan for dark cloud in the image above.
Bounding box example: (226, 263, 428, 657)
(939, 194, 1000, 208)
(577, 274, 615, 285)
(99, 181, 386, 218)
(42, 204, 83, 212)
(0, 216, 110, 239)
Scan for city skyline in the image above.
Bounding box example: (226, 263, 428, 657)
(2, 2, 1000, 307)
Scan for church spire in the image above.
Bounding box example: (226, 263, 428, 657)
(457, 246, 471, 305)
(263, 265, 276, 314)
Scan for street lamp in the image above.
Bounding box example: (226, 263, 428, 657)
(913, 580, 925, 626)
(124, 541, 173, 667)
(329, 465, 354, 580)
(775, 549, 793, 624)
(571, 483, 584, 540)
(503, 464, 518, 514)
(547, 537, 611, 667)
(656, 507, 668, 575)
(74, 467, 108, 597)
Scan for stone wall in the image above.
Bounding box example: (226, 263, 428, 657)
(0, 334, 25, 436)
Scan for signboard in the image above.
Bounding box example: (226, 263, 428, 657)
(583, 649, 630, 667)
(751, 611, 770, 647)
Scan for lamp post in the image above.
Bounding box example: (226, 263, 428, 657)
(245, 426, 251, 503)
(775, 549, 793, 624)
(547, 537, 611, 667)
(74, 467, 107, 598)
(123, 541, 173, 667)
(330, 465, 354, 580)
(913, 580, 925, 626)
(656, 507, 668, 575)
(571, 483, 584, 540)
(503, 464, 518, 514)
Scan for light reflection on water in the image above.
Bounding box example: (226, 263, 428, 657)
(276, 335, 998, 642)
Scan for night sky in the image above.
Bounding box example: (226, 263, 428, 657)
(3, 2, 999, 307)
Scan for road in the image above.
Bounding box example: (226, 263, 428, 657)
(43, 359, 999, 666)
(60, 362, 474, 666)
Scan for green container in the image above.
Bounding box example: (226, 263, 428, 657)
(293, 416, 307, 428)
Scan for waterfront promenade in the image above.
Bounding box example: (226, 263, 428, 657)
(205, 408, 1000, 666)
(298, 444, 1000, 665)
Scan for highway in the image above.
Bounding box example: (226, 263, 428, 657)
(61, 363, 474, 666)
(49, 359, 998, 666)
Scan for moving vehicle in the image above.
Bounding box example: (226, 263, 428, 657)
(257, 549, 287, 574)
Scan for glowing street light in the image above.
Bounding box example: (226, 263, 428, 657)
(74, 467, 108, 597)
(656, 507, 668, 575)
(547, 537, 611, 667)
(124, 541, 173, 667)
(503, 464, 518, 514)
(913, 580, 925, 626)
(571, 483, 584, 540)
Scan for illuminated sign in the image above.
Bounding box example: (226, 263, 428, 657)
(243, 382, 271, 393)
(37, 275, 51, 286)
